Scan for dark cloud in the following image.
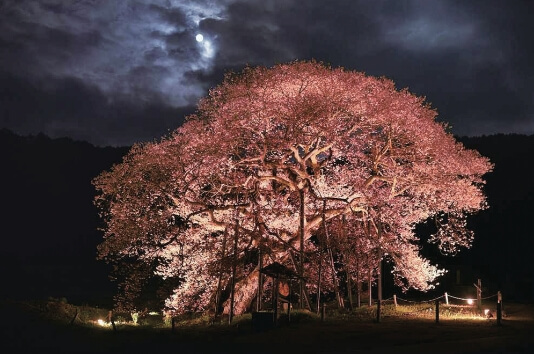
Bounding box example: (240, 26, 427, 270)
(0, 0, 532, 146)
(213, 0, 533, 136)
(149, 2, 189, 28)
(0, 71, 191, 146)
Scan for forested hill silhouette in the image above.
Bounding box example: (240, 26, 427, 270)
(0, 129, 128, 306)
(0, 129, 532, 305)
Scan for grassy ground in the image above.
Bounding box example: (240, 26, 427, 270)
(1, 298, 532, 353)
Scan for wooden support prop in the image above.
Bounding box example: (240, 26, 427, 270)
(229, 215, 239, 325)
(393, 294, 397, 308)
(356, 280, 362, 308)
(444, 292, 449, 305)
(347, 269, 354, 311)
(256, 247, 262, 312)
(273, 277, 279, 326)
(287, 280, 291, 323)
(316, 248, 322, 314)
(368, 269, 372, 307)
(435, 300, 440, 324)
(215, 229, 228, 316)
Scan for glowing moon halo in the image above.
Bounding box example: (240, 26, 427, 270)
(195, 33, 204, 42)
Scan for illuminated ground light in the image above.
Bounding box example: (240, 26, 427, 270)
(196, 33, 204, 42)
(97, 319, 112, 327)
(466, 299, 474, 305)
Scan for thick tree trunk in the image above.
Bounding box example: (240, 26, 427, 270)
(223, 269, 260, 316)
(223, 246, 306, 316)
(223, 250, 272, 316)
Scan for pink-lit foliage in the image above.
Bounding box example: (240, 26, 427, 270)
(93, 61, 492, 315)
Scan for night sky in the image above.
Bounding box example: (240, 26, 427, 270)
(1, 0, 533, 147)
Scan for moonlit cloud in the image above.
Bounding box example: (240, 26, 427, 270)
(0, 0, 532, 146)
(0, 0, 227, 107)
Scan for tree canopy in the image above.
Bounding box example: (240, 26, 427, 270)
(94, 61, 492, 315)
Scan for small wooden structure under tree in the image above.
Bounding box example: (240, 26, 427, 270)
(253, 262, 302, 329)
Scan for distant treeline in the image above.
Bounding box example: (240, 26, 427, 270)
(1, 129, 532, 304)
(454, 134, 534, 301)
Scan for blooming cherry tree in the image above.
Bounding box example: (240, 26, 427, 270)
(94, 61, 492, 315)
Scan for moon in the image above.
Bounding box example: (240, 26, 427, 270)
(195, 33, 204, 42)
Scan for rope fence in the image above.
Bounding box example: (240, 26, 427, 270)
(396, 294, 445, 303)
(393, 292, 499, 304)
(369, 287, 504, 325)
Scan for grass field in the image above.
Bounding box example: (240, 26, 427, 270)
(1, 298, 532, 353)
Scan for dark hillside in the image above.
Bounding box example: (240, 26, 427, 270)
(0, 129, 129, 305)
(451, 134, 534, 301)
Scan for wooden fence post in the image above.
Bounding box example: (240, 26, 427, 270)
(497, 291, 502, 326)
(393, 294, 397, 309)
(435, 300, 440, 324)
(444, 292, 449, 305)
(70, 307, 79, 325)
